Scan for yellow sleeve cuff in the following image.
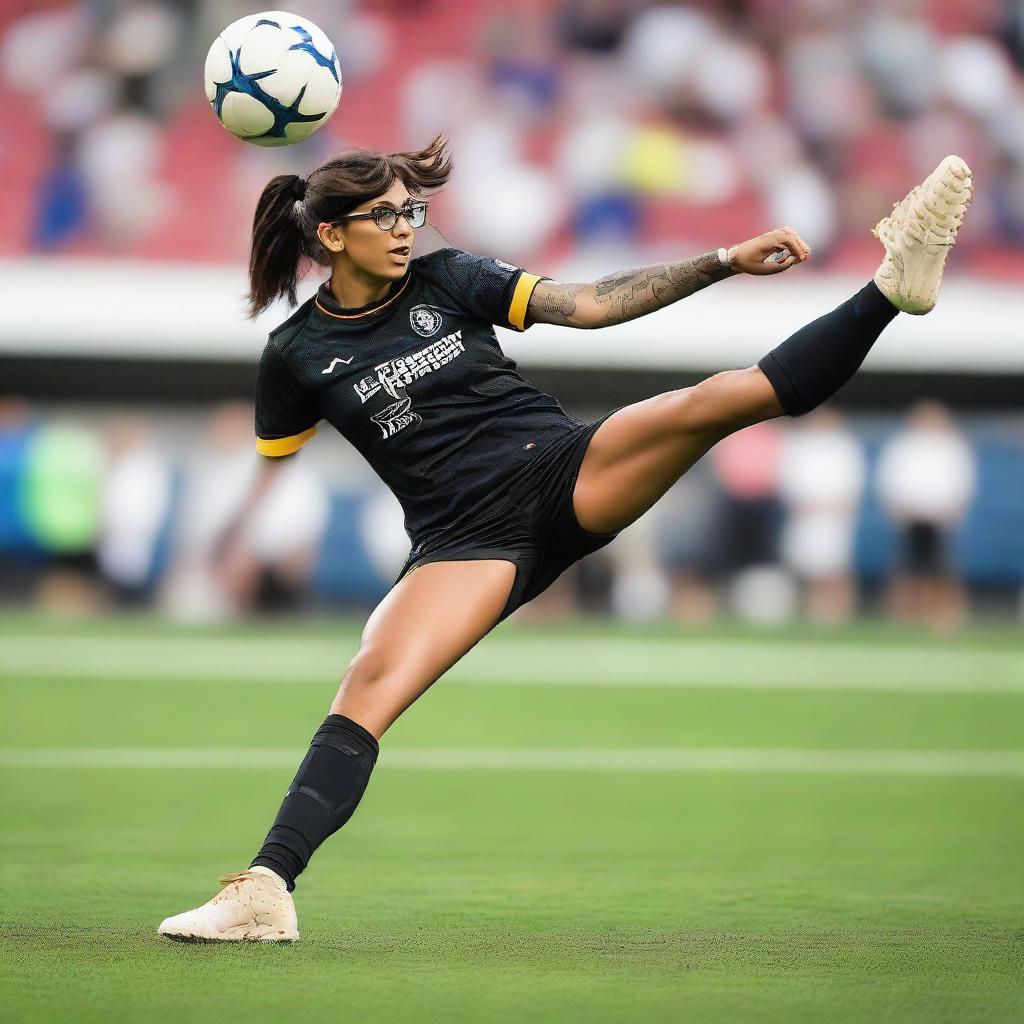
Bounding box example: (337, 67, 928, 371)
(508, 272, 542, 332)
(256, 425, 317, 457)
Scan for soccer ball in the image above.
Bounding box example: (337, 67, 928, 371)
(204, 11, 341, 147)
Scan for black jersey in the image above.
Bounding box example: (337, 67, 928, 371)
(254, 246, 584, 546)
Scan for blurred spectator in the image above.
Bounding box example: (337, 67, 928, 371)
(98, 414, 173, 605)
(779, 408, 866, 625)
(654, 459, 720, 625)
(876, 401, 977, 632)
(74, 109, 171, 248)
(607, 509, 670, 623)
(21, 418, 106, 614)
(710, 421, 795, 625)
(448, 115, 564, 261)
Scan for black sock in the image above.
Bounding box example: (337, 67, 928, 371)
(758, 280, 898, 416)
(250, 713, 379, 891)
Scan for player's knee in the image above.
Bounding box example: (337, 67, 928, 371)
(668, 368, 768, 439)
(339, 646, 395, 693)
(661, 375, 731, 436)
(331, 646, 414, 734)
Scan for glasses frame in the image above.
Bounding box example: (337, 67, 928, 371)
(329, 200, 429, 231)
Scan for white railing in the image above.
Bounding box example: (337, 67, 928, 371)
(3, 258, 1021, 373)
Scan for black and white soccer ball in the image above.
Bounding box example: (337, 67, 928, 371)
(204, 11, 342, 147)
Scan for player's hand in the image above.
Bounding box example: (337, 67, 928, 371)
(728, 227, 811, 275)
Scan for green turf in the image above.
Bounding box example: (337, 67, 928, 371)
(2, 615, 1022, 1023)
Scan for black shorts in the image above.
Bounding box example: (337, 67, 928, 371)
(395, 410, 622, 622)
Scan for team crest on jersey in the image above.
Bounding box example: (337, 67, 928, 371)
(409, 304, 442, 338)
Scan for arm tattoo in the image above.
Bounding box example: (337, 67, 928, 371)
(529, 281, 587, 325)
(527, 251, 736, 329)
(589, 251, 735, 325)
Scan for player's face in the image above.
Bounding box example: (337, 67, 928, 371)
(336, 180, 417, 280)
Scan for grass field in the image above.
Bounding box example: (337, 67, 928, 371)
(2, 614, 1023, 1023)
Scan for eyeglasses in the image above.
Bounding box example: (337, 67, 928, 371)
(330, 201, 428, 231)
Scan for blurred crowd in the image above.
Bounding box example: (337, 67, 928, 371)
(601, 402, 982, 632)
(4, 0, 1024, 273)
(3, 0, 1023, 632)
(2, 395, 1020, 632)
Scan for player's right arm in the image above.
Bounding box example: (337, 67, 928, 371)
(211, 338, 319, 567)
(526, 227, 812, 330)
(210, 454, 291, 567)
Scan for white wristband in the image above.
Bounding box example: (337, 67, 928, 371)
(717, 247, 731, 268)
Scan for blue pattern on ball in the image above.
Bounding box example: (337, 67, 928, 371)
(286, 24, 340, 84)
(210, 39, 331, 140)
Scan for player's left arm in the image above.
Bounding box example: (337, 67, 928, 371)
(526, 227, 812, 330)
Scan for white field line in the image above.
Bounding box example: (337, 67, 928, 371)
(0, 636, 1022, 693)
(2, 747, 1024, 776)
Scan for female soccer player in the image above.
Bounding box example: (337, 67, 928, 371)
(159, 135, 972, 941)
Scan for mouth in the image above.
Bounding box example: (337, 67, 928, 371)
(389, 246, 411, 258)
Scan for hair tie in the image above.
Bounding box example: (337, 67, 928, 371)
(291, 176, 306, 201)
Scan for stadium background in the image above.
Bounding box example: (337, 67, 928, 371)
(2, 0, 1023, 626)
(2, 4, 1024, 1022)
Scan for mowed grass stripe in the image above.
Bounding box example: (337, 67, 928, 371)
(5, 746, 1024, 775)
(2, 635, 1023, 692)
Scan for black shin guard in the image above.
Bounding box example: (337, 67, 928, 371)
(758, 280, 898, 416)
(250, 714, 379, 891)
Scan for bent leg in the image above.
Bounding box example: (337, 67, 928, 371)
(250, 558, 517, 890)
(575, 281, 898, 535)
(332, 558, 518, 736)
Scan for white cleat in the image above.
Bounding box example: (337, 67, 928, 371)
(872, 155, 974, 315)
(158, 866, 299, 943)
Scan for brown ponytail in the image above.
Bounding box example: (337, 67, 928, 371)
(246, 133, 453, 319)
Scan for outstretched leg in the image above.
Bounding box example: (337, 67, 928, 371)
(574, 283, 895, 534)
(575, 155, 973, 535)
(158, 559, 517, 942)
